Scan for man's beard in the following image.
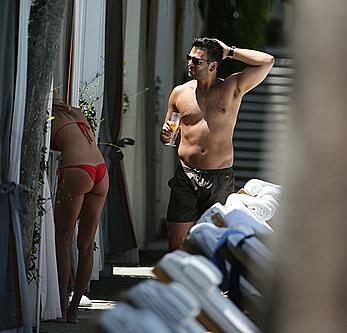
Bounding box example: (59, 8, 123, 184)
(188, 68, 197, 78)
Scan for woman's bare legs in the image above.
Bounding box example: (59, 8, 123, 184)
(67, 171, 109, 323)
(54, 169, 94, 322)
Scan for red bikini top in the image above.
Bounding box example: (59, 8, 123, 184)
(51, 121, 94, 151)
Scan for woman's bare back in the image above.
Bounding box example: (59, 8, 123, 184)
(51, 105, 104, 166)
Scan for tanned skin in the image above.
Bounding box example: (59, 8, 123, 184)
(52, 105, 109, 323)
(161, 39, 275, 251)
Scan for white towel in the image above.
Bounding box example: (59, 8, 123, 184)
(195, 199, 273, 233)
(127, 280, 205, 333)
(188, 223, 229, 258)
(196, 202, 228, 226)
(156, 251, 222, 290)
(257, 185, 281, 201)
(225, 192, 279, 223)
(187, 224, 263, 298)
(224, 198, 274, 233)
(155, 251, 261, 333)
(97, 303, 173, 333)
(243, 178, 281, 200)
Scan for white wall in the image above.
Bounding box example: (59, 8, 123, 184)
(121, 0, 203, 248)
(122, 0, 147, 248)
(75, 0, 105, 124)
(70, 0, 106, 278)
(153, 0, 177, 233)
(153, 0, 203, 237)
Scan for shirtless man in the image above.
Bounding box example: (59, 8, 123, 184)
(160, 37, 274, 251)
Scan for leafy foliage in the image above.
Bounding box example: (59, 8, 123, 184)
(123, 93, 130, 113)
(79, 73, 104, 135)
(79, 97, 99, 136)
(26, 113, 50, 283)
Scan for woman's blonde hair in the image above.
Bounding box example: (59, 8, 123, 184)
(52, 87, 74, 118)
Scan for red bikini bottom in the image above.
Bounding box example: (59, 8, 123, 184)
(57, 163, 107, 184)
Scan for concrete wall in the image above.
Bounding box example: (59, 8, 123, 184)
(121, 0, 203, 248)
(122, 0, 147, 248)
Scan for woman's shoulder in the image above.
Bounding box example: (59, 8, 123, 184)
(69, 106, 87, 121)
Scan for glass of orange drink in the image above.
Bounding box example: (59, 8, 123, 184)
(165, 112, 181, 147)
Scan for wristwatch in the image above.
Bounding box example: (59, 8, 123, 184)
(228, 46, 236, 58)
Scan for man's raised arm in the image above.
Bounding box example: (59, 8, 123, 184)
(217, 40, 275, 95)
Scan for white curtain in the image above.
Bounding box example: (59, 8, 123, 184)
(3, 0, 32, 332)
(28, 93, 61, 326)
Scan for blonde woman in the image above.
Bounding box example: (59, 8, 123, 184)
(51, 103, 109, 323)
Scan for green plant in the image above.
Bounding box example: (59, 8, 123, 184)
(26, 112, 51, 283)
(79, 97, 99, 136)
(79, 72, 104, 135)
(123, 92, 130, 113)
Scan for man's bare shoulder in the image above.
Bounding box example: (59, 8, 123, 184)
(172, 80, 197, 94)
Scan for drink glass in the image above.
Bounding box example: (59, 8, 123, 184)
(165, 112, 181, 147)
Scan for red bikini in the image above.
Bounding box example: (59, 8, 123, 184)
(52, 121, 106, 184)
(51, 121, 93, 151)
(57, 163, 107, 184)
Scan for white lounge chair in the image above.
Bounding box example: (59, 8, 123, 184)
(154, 250, 261, 333)
(126, 279, 206, 333)
(97, 303, 173, 333)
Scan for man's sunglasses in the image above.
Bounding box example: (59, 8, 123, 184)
(186, 54, 210, 65)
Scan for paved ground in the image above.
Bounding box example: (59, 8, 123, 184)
(38, 252, 164, 333)
(39, 275, 156, 333)
(39, 299, 117, 333)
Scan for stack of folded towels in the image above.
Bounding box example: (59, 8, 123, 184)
(154, 250, 261, 333)
(97, 279, 205, 333)
(96, 179, 280, 333)
(97, 257, 260, 332)
(197, 178, 281, 233)
(98, 303, 173, 333)
(181, 178, 280, 328)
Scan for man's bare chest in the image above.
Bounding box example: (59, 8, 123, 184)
(176, 91, 235, 126)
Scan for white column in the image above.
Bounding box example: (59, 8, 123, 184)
(267, 1, 347, 331)
(154, 0, 177, 233)
(122, 0, 147, 248)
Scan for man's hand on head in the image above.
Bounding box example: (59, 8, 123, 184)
(213, 39, 231, 59)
